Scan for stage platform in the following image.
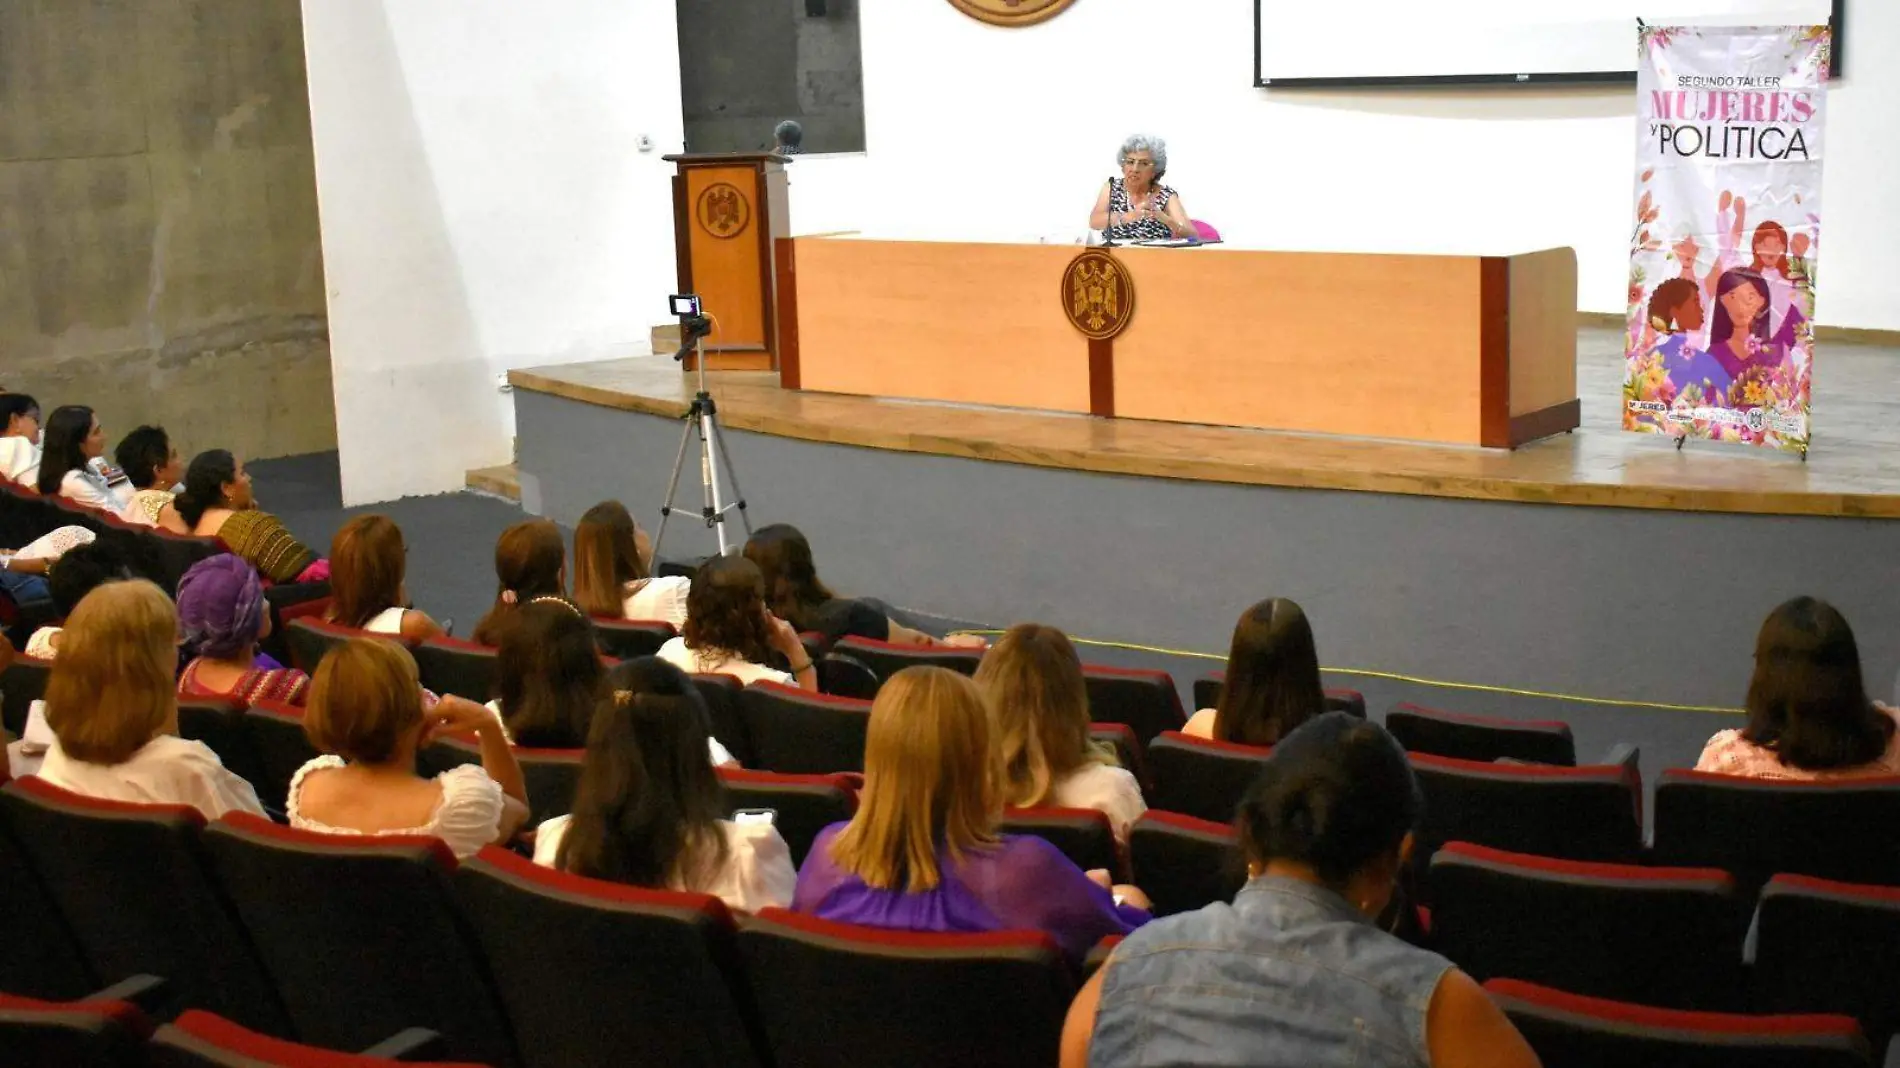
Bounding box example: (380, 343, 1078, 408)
(510, 326, 1900, 520)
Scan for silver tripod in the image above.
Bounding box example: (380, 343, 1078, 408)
(651, 323, 751, 561)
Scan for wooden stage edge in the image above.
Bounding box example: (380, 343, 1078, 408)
(509, 337, 1900, 521)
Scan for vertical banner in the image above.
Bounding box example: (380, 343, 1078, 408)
(1623, 25, 1829, 453)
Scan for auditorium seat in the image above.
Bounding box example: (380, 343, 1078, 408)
(1144, 731, 1272, 824)
(816, 652, 881, 700)
(174, 698, 266, 799)
(0, 794, 96, 1001)
(831, 636, 982, 681)
(1652, 771, 1900, 893)
(1190, 673, 1366, 719)
(736, 909, 1073, 1068)
(420, 737, 580, 829)
(589, 616, 675, 660)
(1, 653, 50, 736)
(1428, 842, 1746, 1010)
(0, 779, 288, 1034)
(242, 701, 320, 814)
(1088, 721, 1151, 792)
(1082, 935, 1123, 982)
(259, 584, 331, 668)
(1386, 702, 1577, 765)
(1753, 874, 1900, 1051)
(1128, 811, 1244, 917)
(285, 617, 391, 675)
(717, 767, 858, 867)
(1483, 978, 1872, 1068)
(150, 1010, 475, 1067)
(1408, 751, 1644, 881)
(201, 813, 518, 1066)
(691, 673, 755, 768)
(1083, 664, 1185, 745)
(738, 681, 871, 775)
(454, 847, 765, 1068)
(0, 981, 157, 1068)
(145, 528, 230, 596)
(1001, 806, 1121, 879)
(411, 636, 498, 702)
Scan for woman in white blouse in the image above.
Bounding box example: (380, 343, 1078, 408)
(974, 623, 1146, 842)
(535, 666, 794, 912)
(572, 500, 691, 628)
(35, 405, 132, 517)
(0, 392, 42, 486)
(291, 638, 529, 859)
(36, 579, 264, 820)
(656, 556, 818, 691)
(323, 514, 448, 642)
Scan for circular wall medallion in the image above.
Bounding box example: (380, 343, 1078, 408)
(696, 182, 751, 239)
(1062, 249, 1134, 340)
(946, 0, 1080, 28)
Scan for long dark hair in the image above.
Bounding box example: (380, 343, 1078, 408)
(496, 600, 604, 748)
(1711, 268, 1773, 345)
(572, 500, 646, 617)
(472, 519, 566, 646)
(174, 450, 238, 527)
(36, 405, 95, 495)
(1743, 597, 1892, 770)
(555, 658, 731, 889)
(681, 555, 774, 664)
(1214, 598, 1326, 747)
(743, 523, 834, 631)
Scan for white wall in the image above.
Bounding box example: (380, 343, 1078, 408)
(300, 0, 682, 505)
(304, 0, 1894, 503)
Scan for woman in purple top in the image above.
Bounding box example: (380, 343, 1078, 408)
(1647, 278, 1732, 401)
(791, 666, 1151, 962)
(1708, 268, 1786, 383)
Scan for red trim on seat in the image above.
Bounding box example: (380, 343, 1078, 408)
(1439, 841, 1729, 886)
(1151, 730, 1273, 758)
(215, 811, 458, 870)
(1324, 688, 1364, 702)
(690, 672, 745, 691)
(9, 775, 205, 825)
(467, 845, 733, 920)
(1081, 663, 1174, 683)
(277, 597, 334, 624)
(1659, 769, 1900, 790)
(1408, 751, 1630, 781)
(748, 680, 871, 709)
(421, 635, 495, 653)
(1766, 872, 1900, 906)
(1004, 806, 1115, 828)
(0, 994, 151, 1037)
(1136, 810, 1236, 838)
(1482, 979, 1864, 1037)
(171, 1010, 489, 1068)
(746, 906, 1061, 955)
(717, 766, 858, 792)
(1392, 702, 1570, 733)
(591, 616, 676, 630)
(834, 636, 981, 659)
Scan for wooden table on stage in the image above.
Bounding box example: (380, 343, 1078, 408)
(775, 236, 1579, 449)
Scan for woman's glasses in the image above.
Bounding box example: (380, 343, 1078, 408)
(1120, 158, 1156, 169)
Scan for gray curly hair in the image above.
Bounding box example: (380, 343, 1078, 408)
(1118, 134, 1168, 180)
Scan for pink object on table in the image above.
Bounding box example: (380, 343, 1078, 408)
(1191, 220, 1222, 243)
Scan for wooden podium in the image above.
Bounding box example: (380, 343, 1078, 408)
(665, 153, 789, 371)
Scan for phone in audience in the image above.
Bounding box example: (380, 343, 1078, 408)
(732, 808, 777, 827)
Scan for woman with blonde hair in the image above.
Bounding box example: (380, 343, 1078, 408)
(36, 579, 265, 820)
(289, 638, 529, 859)
(324, 515, 445, 641)
(792, 666, 1150, 962)
(472, 518, 567, 646)
(976, 624, 1146, 841)
(571, 500, 690, 628)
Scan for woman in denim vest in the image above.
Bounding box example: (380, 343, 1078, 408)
(1063, 712, 1539, 1068)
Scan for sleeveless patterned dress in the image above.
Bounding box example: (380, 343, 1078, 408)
(1106, 177, 1178, 241)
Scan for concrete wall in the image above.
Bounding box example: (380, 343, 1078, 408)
(678, 0, 866, 154)
(0, 0, 334, 463)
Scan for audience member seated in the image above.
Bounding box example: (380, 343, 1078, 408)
(534, 661, 793, 910)
(1183, 597, 1326, 744)
(490, 599, 604, 748)
(0, 391, 41, 485)
(0, 524, 96, 613)
(744, 523, 986, 648)
(572, 499, 691, 628)
(176, 554, 312, 706)
(657, 555, 819, 691)
(323, 514, 446, 641)
(591, 657, 735, 766)
(292, 638, 529, 858)
(471, 517, 567, 646)
(112, 424, 188, 532)
(23, 539, 131, 658)
(35, 579, 266, 819)
(975, 623, 1146, 841)
(36, 405, 134, 517)
(1696, 596, 1900, 781)
(174, 450, 321, 584)
(1062, 712, 1538, 1068)
(792, 666, 1151, 962)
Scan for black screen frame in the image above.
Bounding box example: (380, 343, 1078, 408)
(1253, 0, 1844, 88)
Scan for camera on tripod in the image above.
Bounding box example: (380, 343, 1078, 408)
(670, 294, 713, 352)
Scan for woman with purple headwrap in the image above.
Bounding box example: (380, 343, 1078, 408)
(176, 554, 311, 706)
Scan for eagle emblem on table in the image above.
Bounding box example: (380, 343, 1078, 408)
(1062, 250, 1134, 340)
(697, 182, 751, 239)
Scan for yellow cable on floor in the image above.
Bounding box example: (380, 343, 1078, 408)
(948, 630, 1744, 716)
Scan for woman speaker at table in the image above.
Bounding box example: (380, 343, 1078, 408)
(1089, 134, 1195, 242)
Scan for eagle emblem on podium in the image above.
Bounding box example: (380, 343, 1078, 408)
(947, 0, 1080, 27)
(1063, 250, 1134, 340)
(697, 182, 751, 239)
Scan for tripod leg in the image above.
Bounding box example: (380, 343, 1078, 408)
(700, 407, 731, 556)
(706, 416, 752, 539)
(652, 399, 702, 564)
